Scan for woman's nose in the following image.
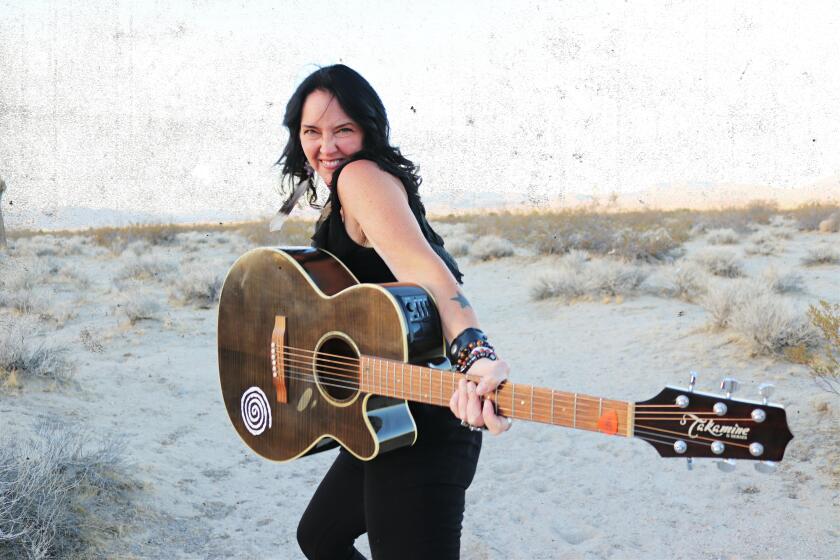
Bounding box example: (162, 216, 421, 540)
(319, 133, 338, 154)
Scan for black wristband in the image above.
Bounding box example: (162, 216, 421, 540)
(447, 328, 488, 365)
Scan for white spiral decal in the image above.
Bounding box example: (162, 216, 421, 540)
(240, 386, 272, 436)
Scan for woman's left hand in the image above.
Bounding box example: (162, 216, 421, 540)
(448, 357, 512, 436)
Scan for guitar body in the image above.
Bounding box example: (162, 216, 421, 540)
(218, 247, 445, 462)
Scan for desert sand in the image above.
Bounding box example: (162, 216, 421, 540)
(1, 215, 838, 559)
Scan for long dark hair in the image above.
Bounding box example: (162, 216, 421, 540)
(275, 64, 422, 208)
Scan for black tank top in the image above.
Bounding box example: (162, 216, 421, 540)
(310, 153, 464, 286)
(309, 154, 479, 448)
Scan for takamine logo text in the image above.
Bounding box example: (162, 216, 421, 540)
(680, 413, 750, 440)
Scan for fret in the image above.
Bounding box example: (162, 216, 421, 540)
(598, 397, 603, 420)
(530, 385, 534, 420)
(439, 369, 443, 406)
(573, 393, 578, 428)
(550, 390, 555, 425)
(511, 384, 515, 418)
(427, 368, 432, 402)
(401, 363, 405, 400)
(392, 362, 396, 398)
(410, 365, 414, 401)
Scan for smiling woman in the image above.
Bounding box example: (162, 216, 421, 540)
(273, 65, 512, 560)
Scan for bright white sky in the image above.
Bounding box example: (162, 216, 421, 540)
(1, 1, 839, 228)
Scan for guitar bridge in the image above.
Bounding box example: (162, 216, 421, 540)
(270, 316, 288, 404)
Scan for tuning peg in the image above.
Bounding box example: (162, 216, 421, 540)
(758, 383, 775, 405)
(688, 371, 698, 393)
(716, 459, 736, 472)
(686, 457, 694, 471)
(720, 377, 740, 398)
(754, 461, 777, 474)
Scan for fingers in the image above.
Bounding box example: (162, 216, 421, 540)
(457, 379, 468, 421)
(466, 382, 484, 427)
(482, 399, 512, 435)
(449, 386, 459, 418)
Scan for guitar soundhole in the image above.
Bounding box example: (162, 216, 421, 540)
(314, 336, 359, 404)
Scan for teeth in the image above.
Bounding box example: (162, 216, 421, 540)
(320, 159, 343, 169)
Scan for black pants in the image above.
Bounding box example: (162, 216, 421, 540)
(297, 404, 482, 560)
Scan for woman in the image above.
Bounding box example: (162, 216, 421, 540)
(277, 64, 511, 560)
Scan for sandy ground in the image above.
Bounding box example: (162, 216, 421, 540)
(1, 223, 838, 559)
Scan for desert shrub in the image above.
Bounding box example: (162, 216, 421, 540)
(237, 218, 315, 247)
(699, 281, 750, 329)
(0, 422, 131, 559)
(802, 245, 840, 266)
(171, 266, 223, 308)
(745, 230, 782, 256)
(728, 291, 819, 355)
(797, 301, 840, 394)
(762, 266, 805, 294)
(444, 237, 471, 258)
(818, 212, 840, 233)
(611, 227, 683, 262)
(117, 297, 161, 325)
(78, 328, 104, 353)
(470, 235, 514, 261)
(643, 261, 709, 302)
(706, 228, 740, 245)
(0, 319, 72, 383)
(531, 253, 648, 301)
(692, 249, 744, 278)
(788, 202, 840, 231)
(114, 254, 177, 282)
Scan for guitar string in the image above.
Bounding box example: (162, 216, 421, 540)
(279, 345, 633, 411)
(273, 362, 757, 431)
(278, 351, 751, 423)
(263, 366, 741, 452)
(279, 352, 738, 422)
(276, 344, 746, 415)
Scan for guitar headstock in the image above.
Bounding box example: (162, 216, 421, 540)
(634, 375, 793, 470)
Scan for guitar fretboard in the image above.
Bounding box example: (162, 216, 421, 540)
(358, 356, 633, 437)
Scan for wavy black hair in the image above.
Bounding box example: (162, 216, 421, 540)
(275, 64, 422, 208)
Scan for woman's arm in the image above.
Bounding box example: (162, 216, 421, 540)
(337, 160, 512, 435)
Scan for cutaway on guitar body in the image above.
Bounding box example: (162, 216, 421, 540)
(217, 247, 444, 462)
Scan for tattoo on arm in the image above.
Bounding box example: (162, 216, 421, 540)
(451, 291, 471, 309)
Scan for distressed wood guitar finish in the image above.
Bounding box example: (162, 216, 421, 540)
(218, 247, 794, 469)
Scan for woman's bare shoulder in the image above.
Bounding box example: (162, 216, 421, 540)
(336, 159, 407, 205)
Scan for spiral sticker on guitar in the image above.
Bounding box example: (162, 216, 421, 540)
(241, 386, 272, 436)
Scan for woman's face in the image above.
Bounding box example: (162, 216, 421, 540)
(299, 89, 364, 185)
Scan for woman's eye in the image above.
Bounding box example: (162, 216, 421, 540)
(302, 129, 317, 136)
(337, 127, 353, 134)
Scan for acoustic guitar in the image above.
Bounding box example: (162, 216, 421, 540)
(218, 247, 793, 471)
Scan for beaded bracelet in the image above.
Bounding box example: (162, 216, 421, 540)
(448, 328, 497, 374)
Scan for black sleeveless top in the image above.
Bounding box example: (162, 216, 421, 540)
(310, 152, 464, 286)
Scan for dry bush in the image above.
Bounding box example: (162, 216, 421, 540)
(531, 253, 648, 301)
(795, 301, 840, 394)
(699, 280, 750, 329)
(236, 218, 315, 247)
(89, 223, 182, 251)
(802, 245, 840, 266)
(729, 291, 819, 356)
(437, 209, 690, 262)
(114, 254, 177, 282)
(171, 266, 223, 308)
(642, 261, 709, 302)
(443, 237, 471, 258)
(0, 422, 132, 559)
(691, 249, 744, 278)
(470, 235, 514, 261)
(78, 328, 104, 353)
(745, 230, 783, 256)
(706, 228, 740, 245)
(0, 319, 73, 383)
(818, 212, 840, 233)
(762, 266, 805, 294)
(788, 202, 840, 231)
(116, 297, 161, 325)
(690, 200, 779, 234)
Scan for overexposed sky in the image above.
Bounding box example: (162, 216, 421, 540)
(2, 1, 840, 228)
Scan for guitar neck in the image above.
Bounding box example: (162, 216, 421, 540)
(359, 356, 634, 437)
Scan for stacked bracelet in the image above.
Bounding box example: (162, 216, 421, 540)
(448, 328, 498, 374)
